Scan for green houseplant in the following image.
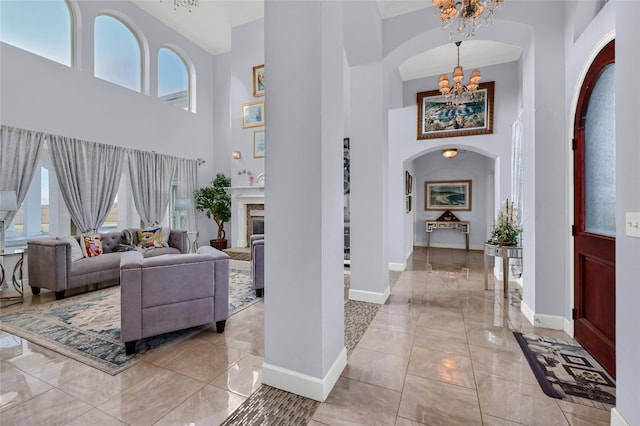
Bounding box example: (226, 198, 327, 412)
(489, 199, 523, 246)
(194, 173, 232, 250)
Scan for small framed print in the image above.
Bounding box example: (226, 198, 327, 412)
(254, 130, 265, 158)
(242, 101, 265, 128)
(253, 64, 265, 97)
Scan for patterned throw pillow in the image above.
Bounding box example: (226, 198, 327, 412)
(80, 234, 103, 258)
(137, 228, 163, 249)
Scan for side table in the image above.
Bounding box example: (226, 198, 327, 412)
(483, 243, 522, 298)
(0, 248, 27, 306)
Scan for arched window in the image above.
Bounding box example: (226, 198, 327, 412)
(94, 14, 142, 92)
(158, 47, 190, 111)
(0, 0, 72, 66)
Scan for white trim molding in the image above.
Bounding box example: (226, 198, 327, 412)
(261, 347, 347, 402)
(388, 262, 405, 271)
(521, 300, 535, 325)
(611, 408, 630, 426)
(349, 285, 390, 304)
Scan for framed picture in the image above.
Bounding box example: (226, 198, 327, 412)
(406, 195, 412, 213)
(254, 130, 265, 158)
(405, 171, 413, 195)
(424, 180, 472, 211)
(242, 101, 265, 128)
(344, 138, 350, 195)
(416, 81, 494, 140)
(253, 64, 265, 97)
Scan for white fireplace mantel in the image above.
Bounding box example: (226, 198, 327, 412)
(229, 186, 264, 247)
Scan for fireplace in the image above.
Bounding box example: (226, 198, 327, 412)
(229, 186, 265, 247)
(247, 204, 264, 243)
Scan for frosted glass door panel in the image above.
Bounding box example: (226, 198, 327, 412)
(584, 65, 615, 237)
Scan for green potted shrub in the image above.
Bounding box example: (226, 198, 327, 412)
(193, 173, 232, 250)
(489, 199, 523, 246)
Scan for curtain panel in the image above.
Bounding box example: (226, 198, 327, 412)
(175, 158, 198, 232)
(128, 150, 177, 228)
(0, 125, 46, 227)
(49, 136, 125, 233)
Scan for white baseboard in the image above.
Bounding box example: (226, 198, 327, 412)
(261, 347, 347, 402)
(349, 285, 390, 304)
(564, 318, 574, 338)
(388, 262, 405, 271)
(533, 313, 566, 330)
(611, 407, 630, 426)
(521, 300, 535, 325)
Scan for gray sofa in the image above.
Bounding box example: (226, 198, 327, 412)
(120, 246, 229, 355)
(250, 233, 264, 297)
(27, 229, 188, 300)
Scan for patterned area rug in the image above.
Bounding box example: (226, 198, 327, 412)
(224, 247, 251, 262)
(0, 269, 258, 375)
(513, 332, 616, 410)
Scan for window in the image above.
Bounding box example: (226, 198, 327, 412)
(94, 14, 142, 92)
(0, 0, 72, 66)
(158, 47, 190, 111)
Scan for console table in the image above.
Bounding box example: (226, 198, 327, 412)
(0, 248, 26, 306)
(483, 243, 523, 298)
(426, 220, 470, 251)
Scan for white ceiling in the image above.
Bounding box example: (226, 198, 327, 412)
(132, 0, 521, 80)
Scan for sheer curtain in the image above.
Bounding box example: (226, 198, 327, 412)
(128, 150, 177, 228)
(511, 117, 523, 226)
(0, 125, 46, 227)
(175, 158, 198, 232)
(49, 136, 125, 233)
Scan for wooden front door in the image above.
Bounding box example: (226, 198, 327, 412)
(573, 40, 616, 377)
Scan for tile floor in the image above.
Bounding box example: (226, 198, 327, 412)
(0, 247, 612, 425)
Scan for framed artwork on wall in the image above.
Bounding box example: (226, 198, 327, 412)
(424, 180, 472, 211)
(242, 101, 265, 128)
(405, 171, 413, 195)
(253, 64, 265, 97)
(416, 81, 494, 140)
(406, 195, 412, 213)
(254, 130, 265, 158)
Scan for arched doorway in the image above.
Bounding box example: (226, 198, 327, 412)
(573, 39, 616, 376)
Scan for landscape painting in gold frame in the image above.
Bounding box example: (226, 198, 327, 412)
(416, 81, 494, 140)
(424, 180, 472, 211)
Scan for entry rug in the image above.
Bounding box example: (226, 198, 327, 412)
(0, 269, 259, 376)
(513, 332, 616, 410)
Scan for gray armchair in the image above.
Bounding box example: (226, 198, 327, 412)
(119, 246, 229, 355)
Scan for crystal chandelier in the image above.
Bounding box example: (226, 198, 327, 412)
(173, 0, 199, 11)
(432, 0, 504, 39)
(438, 41, 481, 106)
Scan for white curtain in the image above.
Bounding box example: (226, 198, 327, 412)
(175, 158, 198, 232)
(511, 117, 524, 226)
(128, 150, 177, 228)
(49, 135, 125, 233)
(0, 125, 46, 227)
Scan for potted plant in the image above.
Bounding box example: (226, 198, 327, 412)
(489, 198, 523, 246)
(193, 173, 232, 250)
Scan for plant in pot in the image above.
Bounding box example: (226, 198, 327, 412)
(488, 198, 523, 246)
(193, 173, 232, 251)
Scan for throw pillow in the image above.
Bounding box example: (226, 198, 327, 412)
(161, 227, 171, 247)
(80, 234, 103, 258)
(56, 235, 84, 261)
(137, 228, 163, 249)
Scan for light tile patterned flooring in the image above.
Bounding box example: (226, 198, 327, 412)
(0, 247, 611, 425)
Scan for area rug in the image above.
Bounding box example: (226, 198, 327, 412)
(513, 332, 616, 410)
(0, 269, 259, 376)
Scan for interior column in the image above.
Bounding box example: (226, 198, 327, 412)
(262, 0, 346, 401)
(348, 62, 390, 304)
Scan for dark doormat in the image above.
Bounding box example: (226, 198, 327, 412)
(513, 332, 616, 410)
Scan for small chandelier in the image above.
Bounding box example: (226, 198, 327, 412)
(432, 0, 504, 39)
(438, 41, 481, 106)
(442, 148, 458, 158)
(173, 0, 199, 11)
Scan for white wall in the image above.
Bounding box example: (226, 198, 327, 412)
(387, 60, 519, 266)
(0, 0, 217, 242)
